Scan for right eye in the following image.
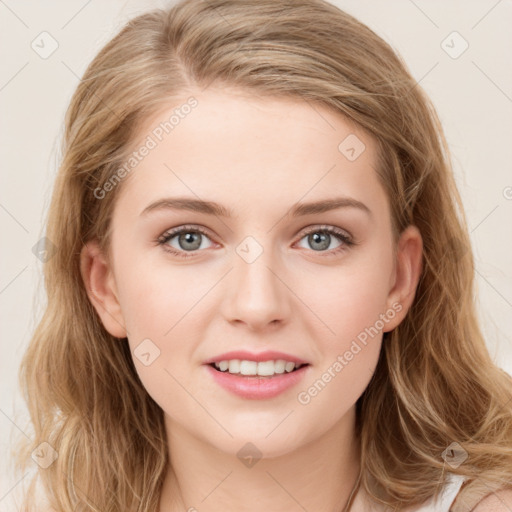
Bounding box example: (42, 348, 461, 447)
(157, 225, 216, 258)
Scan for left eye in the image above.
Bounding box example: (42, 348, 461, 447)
(296, 227, 352, 253)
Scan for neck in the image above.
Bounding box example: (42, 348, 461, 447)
(159, 406, 361, 512)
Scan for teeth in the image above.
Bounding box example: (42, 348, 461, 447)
(240, 360, 257, 375)
(213, 359, 303, 376)
(285, 361, 295, 373)
(228, 360, 240, 373)
(273, 360, 286, 374)
(257, 360, 276, 376)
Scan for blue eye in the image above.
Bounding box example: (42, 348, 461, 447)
(157, 224, 354, 259)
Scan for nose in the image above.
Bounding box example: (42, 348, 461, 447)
(222, 245, 291, 332)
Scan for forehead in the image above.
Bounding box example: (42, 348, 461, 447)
(113, 87, 386, 220)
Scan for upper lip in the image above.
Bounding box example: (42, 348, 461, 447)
(204, 350, 309, 365)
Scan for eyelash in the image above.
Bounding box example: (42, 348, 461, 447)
(156, 224, 355, 259)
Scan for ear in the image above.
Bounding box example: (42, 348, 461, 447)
(383, 225, 423, 332)
(80, 240, 127, 338)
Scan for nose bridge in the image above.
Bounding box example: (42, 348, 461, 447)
(225, 234, 290, 328)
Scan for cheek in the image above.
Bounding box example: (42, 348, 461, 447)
(296, 341, 381, 436)
(296, 264, 387, 419)
(115, 254, 204, 337)
(115, 256, 217, 384)
(305, 256, 393, 342)
(297, 245, 392, 404)
(311, 269, 385, 382)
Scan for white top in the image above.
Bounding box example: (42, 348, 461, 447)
(411, 473, 466, 511)
(352, 472, 466, 512)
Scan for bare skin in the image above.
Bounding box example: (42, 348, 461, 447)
(81, 87, 423, 512)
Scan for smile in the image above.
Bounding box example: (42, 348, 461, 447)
(211, 359, 307, 377)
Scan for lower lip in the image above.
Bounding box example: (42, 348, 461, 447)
(205, 364, 309, 400)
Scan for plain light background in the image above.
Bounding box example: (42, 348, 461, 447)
(1, 1, 511, 509)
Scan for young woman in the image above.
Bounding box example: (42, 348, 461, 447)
(15, 1, 512, 511)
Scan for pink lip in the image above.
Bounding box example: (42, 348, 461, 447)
(203, 350, 309, 365)
(205, 364, 310, 400)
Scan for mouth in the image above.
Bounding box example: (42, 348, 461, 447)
(208, 360, 310, 378)
(204, 356, 311, 399)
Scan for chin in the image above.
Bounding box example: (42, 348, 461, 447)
(210, 424, 311, 460)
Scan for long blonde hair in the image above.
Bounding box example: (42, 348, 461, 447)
(15, 0, 512, 510)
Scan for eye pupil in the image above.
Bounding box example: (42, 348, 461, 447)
(309, 232, 330, 251)
(179, 232, 202, 250)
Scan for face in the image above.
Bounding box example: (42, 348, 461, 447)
(82, 87, 422, 458)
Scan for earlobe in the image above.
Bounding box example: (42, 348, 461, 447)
(384, 225, 423, 332)
(80, 241, 127, 338)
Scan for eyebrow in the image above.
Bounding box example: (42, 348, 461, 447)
(140, 196, 372, 218)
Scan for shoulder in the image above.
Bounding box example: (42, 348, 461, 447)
(471, 489, 512, 512)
